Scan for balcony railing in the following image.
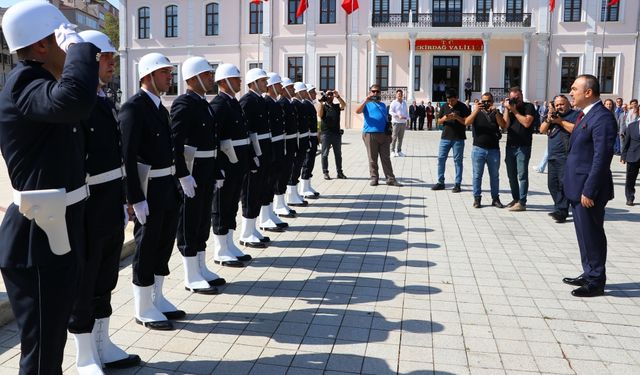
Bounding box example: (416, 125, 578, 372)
(372, 12, 532, 28)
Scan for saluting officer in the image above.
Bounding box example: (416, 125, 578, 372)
(0, 2, 98, 373)
(210, 64, 256, 267)
(170, 56, 224, 295)
(66, 30, 140, 373)
(299, 84, 321, 199)
(274, 77, 299, 217)
(120, 52, 184, 331)
(286, 82, 312, 206)
(258, 72, 290, 231)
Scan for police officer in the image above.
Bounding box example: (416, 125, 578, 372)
(299, 84, 321, 198)
(0, 2, 98, 373)
(120, 52, 184, 331)
(273, 77, 299, 218)
(287, 82, 312, 206)
(170, 56, 224, 295)
(210, 64, 256, 266)
(65, 30, 140, 372)
(258, 72, 290, 231)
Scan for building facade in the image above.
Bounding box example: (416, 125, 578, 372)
(119, 0, 640, 128)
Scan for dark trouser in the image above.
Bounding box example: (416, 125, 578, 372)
(132, 177, 178, 286)
(410, 117, 417, 130)
(505, 145, 532, 204)
(427, 116, 433, 130)
(2, 264, 79, 375)
(321, 131, 343, 174)
(275, 139, 297, 195)
(571, 199, 608, 287)
(625, 161, 640, 203)
(177, 163, 215, 257)
(241, 168, 264, 219)
(212, 165, 245, 235)
(418, 117, 425, 130)
(548, 157, 569, 217)
(263, 142, 284, 205)
(362, 132, 395, 180)
(289, 136, 308, 185)
(465, 89, 472, 102)
(68, 230, 124, 333)
(301, 136, 318, 179)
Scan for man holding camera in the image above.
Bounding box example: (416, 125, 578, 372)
(503, 87, 536, 211)
(540, 95, 578, 222)
(464, 93, 507, 208)
(318, 89, 347, 180)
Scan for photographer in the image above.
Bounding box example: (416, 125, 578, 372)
(539, 95, 577, 222)
(317, 89, 347, 180)
(464, 93, 507, 208)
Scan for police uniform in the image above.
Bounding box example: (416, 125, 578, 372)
(276, 95, 300, 215)
(288, 97, 310, 205)
(262, 94, 289, 227)
(0, 43, 99, 374)
(300, 98, 320, 195)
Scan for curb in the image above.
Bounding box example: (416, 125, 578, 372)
(0, 239, 137, 327)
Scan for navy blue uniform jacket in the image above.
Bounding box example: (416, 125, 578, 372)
(621, 120, 640, 163)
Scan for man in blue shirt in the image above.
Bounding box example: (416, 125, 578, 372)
(356, 84, 402, 186)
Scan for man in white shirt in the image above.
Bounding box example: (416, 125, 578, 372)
(389, 89, 409, 157)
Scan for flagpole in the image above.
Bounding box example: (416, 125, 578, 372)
(599, 9, 607, 88)
(545, 7, 553, 101)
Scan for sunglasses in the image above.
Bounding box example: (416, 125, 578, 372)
(371, 90, 380, 93)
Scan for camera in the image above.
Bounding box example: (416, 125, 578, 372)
(319, 93, 328, 102)
(371, 95, 381, 101)
(551, 111, 560, 118)
(508, 98, 518, 106)
(481, 100, 491, 109)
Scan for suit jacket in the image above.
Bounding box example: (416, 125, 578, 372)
(292, 98, 311, 151)
(239, 90, 272, 167)
(409, 105, 417, 119)
(278, 96, 300, 157)
(210, 92, 254, 174)
(0, 43, 99, 267)
(622, 120, 640, 163)
(563, 101, 617, 203)
(416, 105, 426, 118)
(265, 95, 286, 162)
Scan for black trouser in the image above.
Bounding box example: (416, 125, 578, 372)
(265, 140, 285, 203)
(418, 117, 425, 130)
(301, 136, 318, 180)
(571, 198, 608, 288)
(276, 139, 297, 194)
(289, 136, 308, 185)
(465, 89, 472, 102)
(625, 161, 640, 202)
(212, 165, 246, 235)
(2, 264, 79, 375)
(547, 157, 569, 217)
(177, 160, 215, 257)
(410, 117, 417, 130)
(241, 167, 264, 219)
(321, 132, 342, 174)
(132, 177, 178, 286)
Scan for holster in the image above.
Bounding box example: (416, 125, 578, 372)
(14, 189, 70, 256)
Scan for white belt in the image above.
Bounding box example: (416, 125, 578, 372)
(231, 138, 250, 147)
(148, 165, 176, 178)
(87, 165, 126, 186)
(285, 133, 298, 140)
(309, 132, 318, 136)
(271, 134, 285, 142)
(298, 132, 310, 138)
(194, 150, 217, 158)
(13, 184, 89, 207)
(256, 132, 272, 141)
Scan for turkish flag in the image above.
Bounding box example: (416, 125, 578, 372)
(251, 0, 267, 4)
(342, 0, 359, 14)
(607, 0, 619, 6)
(549, 0, 555, 12)
(296, 0, 308, 18)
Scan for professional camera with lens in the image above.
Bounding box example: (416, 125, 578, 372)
(508, 98, 518, 106)
(550, 111, 560, 119)
(481, 100, 491, 110)
(318, 93, 328, 102)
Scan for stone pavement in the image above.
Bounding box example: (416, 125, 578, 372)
(0, 129, 639, 375)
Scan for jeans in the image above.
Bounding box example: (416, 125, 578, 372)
(536, 148, 548, 172)
(471, 146, 500, 199)
(321, 131, 342, 173)
(437, 139, 465, 184)
(505, 145, 532, 204)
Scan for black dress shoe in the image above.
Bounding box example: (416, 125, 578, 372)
(276, 222, 288, 228)
(386, 179, 403, 187)
(323, 172, 331, 180)
(236, 254, 252, 261)
(626, 200, 634, 206)
(214, 259, 245, 267)
(208, 277, 226, 286)
(562, 276, 588, 287)
(452, 184, 461, 193)
(288, 200, 308, 207)
(262, 226, 286, 232)
(104, 354, 141, 369)
(259, 236, 271, 242)
(135, 319, 173, 330)
(163, 310, 186, 320)
(337, 172, 347, 179)
(491, 198, 505, 208)
(277, 211, 297, 218)
(571, 284, 605, 297)
(239, 240, 267, 248)
(431, 183, 445, 191)
(185, 285, 219, 295)
(370, 178, 379, 186)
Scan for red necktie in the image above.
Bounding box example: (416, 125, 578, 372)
(576, 111, 584, 126)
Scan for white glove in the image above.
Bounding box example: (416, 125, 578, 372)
(216, 180, 224, 189)
(55, 23, 83, 53)
(179, 175, 198, 198)
(133, 200, 149, 225)
(253, 156, 260, 168)
(123, 205, 129, 228)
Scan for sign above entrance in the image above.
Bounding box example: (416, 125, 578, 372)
(414, 39, 484, 51)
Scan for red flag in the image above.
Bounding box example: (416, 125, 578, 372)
(296, 0, 308, 18)
(251, 0, 268, 4)
(549, 0, 555, 12)
(607, 0, 619, 6)
(342, 0, 359, 14)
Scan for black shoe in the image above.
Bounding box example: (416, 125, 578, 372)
(103, 354, 141, 369)
(208, 278, 226, 286)
(288, 200, 308, 207)
(135, 319, 173, 330)
(571, 284, 605, 297)
(370, 178, 379, 186)
(259, 236, 271, 243)
(491, 198, 505, 208)
(473, 197, 481, 208)
(386, 179, 403, 187)
(185, 285, 219, 295)
(214, 259, 245, 267)
(506, 200, 518, 208)
(548, 211, 558, 216)
(236, 254, 252, 261)
(452, 184, 461, 193)
(239, 240, 267, 248)
(262, 225, 286, 232)
(324, 172, 331, 180)
(563, 276, 589, 287)
(551, 212, 567, 223)
(626, 200, 634, 206)
(337, 172, 347, 179)
(162, 310, 186, 320)
(277, 211, 296, 218)
(431, 183, 445, 191)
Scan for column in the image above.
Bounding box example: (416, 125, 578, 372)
(535, 34, 550, 100)
(119, 0, 128, 102)
(305, 2, 317, 84)
(261, 0, 272, 71)
(408, 33, 416, 102)
(481, 33, 490, 94)
(522, 33, 531, 100)
(369, 33, 378, 87)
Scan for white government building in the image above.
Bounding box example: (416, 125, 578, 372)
(118, 0, 640, 128)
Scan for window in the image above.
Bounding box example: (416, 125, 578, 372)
(167, 64, 179, 95)
(414, 55, 421, 91)
(433, 0, 462, 27)
(319, 56, 336, 92)
(165, 5, 178, 38)
(401, 0, 418, 22)
(205, 3, 219, 36)
(288, 57, 304, 82)
(472, 56, 482, 91)
(320, 0, 336, 24)
(250, 2, 263, 34)
(505, 0, 523, 22)
(138, 7, 150, 39)
(288, 0, 304, 24)
(207, 63, 219, 95)
(372, 0, 390, 23)
(476, 0, 492, 22)
(249, 63, 263, 70)
(560, 57, 579, 93)
(597, 56, 615, 94)
(563, 0, 581, 22)
(504, 56, 522, 89)
(600, 0, 619, 22)
(376, 56, 389, 90)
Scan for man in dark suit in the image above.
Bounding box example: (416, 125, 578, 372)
(0, 2, 98, 373)
(409, 101, 418, 130)
(417, 101, 427, 130)
(563, 74, 617, 297)
(621, 118, 640, 206)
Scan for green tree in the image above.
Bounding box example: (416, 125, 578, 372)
(102, 12, 120, 76)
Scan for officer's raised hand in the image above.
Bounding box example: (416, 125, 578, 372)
(55, 23, 83, 53)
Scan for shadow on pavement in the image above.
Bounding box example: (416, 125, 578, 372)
(605, 282, 640, 297)
(248, 254, 435, 274)
(271, 238, 439, 253)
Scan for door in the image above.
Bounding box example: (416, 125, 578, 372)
(432, 56, 460, 102)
